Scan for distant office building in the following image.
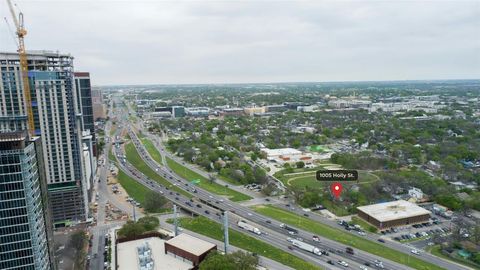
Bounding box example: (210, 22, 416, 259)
(297, 105, 319, 112)
(328, 98, 371, 109)
(92, 88, 106, 120)
(221, 108, 244, 117)
(0, 133, 54, 270)
(244, 106, 265, 116)
(146, 111, 172, 119)
(1, 51, 88, 226)
(185, 107, 209, 117)
(172, 106, 185, 118)
(265, 104, 287, 113)
(152, 105, 185, 118)
(284, 102, 308, 110)
(154, 106, 172, 113)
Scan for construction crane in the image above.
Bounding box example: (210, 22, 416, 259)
(6, 0, 35, 138)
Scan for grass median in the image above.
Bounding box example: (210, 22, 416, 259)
(140, 138, 163, 164)
(252, 205, 445, 270)
(117, 169, 147, 204)
(166, 157, 252, 202)
(167, 216, 320, 270)
(124, 142, 192, 198)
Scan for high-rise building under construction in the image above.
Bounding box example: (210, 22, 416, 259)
(0, 55, 55, 268)
(1, 51, 90, 226)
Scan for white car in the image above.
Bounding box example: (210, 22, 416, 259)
(358, 231, 366, 236)
(411, 249, 420, 255)
(247, 213, 253, 216)
(337, 260, 349, 267)
(360, 266, 368, 270)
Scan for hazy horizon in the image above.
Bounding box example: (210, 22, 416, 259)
(1, 1, 479, 85)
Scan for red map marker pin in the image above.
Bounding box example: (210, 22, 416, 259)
(331, 182, 343, 199)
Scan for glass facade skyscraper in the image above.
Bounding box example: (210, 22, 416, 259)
(1, 51, 88, 226)
(0, 133, 53, 270)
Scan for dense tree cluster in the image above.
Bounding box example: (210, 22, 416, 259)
(117, 216, 160, 238)
(199, 251, 258, 270)
(143, 191, 169, 213)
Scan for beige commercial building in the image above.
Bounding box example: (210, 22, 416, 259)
(357, 200, 431, 230)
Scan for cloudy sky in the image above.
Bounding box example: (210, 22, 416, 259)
(1, 0, 479, 85)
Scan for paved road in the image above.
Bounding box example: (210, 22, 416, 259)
(120, 98, 470, 270)
(136, 119, 469, 270)
(109, 103, 345, 269)
(116, 115, 408, 270)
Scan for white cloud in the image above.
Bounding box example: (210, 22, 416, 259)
(0, 0, 478, 85)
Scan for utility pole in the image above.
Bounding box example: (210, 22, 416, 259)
(173, 204, 179, 236)
(223, 211, 229, 254)
(132, 204, 136, 222)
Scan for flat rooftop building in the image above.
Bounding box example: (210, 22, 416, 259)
(117, 237, 192, 270)
(165, 233, 217, 269)
(357, 200, 431, 230)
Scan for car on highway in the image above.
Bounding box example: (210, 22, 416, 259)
(265, 220, 271, 224)
(374, 260, 384, 269)
(337, 260, 349, 267)
(327, 260, 335, 265)
(205, 210, 210, 214)
(360, 266, 368, 270)
(377, 238, 385, 243)
(247, 213, 253, 216)
(196, 204, 202, 208)
(411, 249, 420, 255)
(312, 235, 320, 242)
(288, 246, 293, 250)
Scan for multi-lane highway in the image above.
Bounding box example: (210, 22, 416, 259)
(129, 113, 470, 270)
(111, 98, 470, 270)
(106, 101, 409, 270)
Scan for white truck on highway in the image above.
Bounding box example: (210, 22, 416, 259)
(237, 220, 261, 235)
(287, 238, 322, 256)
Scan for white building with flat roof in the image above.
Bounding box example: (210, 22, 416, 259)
(357, 200, 431, 229)
(117, 237, 192, 270)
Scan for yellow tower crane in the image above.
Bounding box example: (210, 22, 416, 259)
(6, 0, 35, 138)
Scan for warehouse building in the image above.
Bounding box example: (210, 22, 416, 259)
(357, 200, 431, 230)
(164, 233, 217, 269)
